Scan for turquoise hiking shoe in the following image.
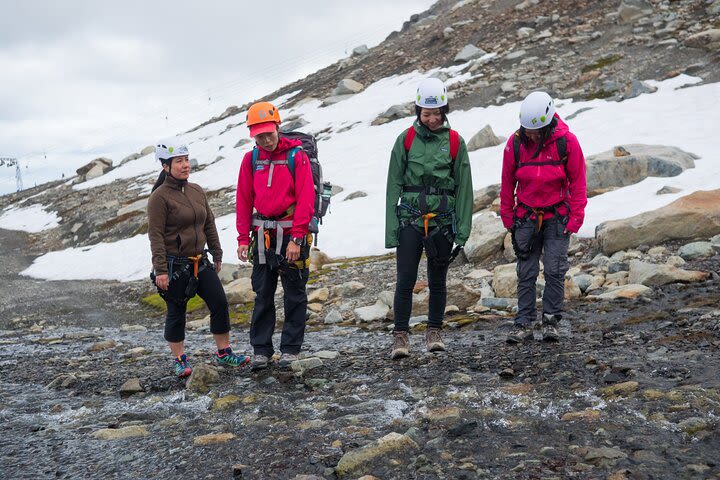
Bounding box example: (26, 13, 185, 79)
(174, 354, 192, 378)
(213, 347, 251, 368)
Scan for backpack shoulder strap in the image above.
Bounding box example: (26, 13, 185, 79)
(403, 126, 416, 154)
(556, 135, 567, 162)
(513, 131, 521, 169)
(286, 146, 302, 177)
(449, 129, 460, 161)
(251, 146, 260, 171)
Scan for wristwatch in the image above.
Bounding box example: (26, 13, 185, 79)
(290, 236, 305, 246)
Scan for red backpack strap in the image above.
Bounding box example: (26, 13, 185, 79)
(403, 126, 416, 153)
(449, 129, 460, 161)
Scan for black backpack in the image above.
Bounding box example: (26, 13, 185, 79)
(251, 131, 331, 242)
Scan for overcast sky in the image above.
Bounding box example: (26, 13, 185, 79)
(0, 0, 435, 193)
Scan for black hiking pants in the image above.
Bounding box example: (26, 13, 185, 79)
(250, 233, 310, 357)
(164, 261, 230, 342)
(393, 225, 453, 331)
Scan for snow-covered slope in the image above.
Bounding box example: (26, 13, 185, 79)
(10, 66, 720, 281)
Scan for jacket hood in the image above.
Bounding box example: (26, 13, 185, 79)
(547, 114, 569, 143)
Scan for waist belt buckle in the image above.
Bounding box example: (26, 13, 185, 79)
(264, 220, 277, 229)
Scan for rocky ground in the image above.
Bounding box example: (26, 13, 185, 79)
(1, 226, 719, 479)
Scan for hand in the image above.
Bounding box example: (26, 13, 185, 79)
(286, 241, 301, 262)
(237, 245, 249, 262)
(155, 274, 169, 291)
(214, 261, 222, 273)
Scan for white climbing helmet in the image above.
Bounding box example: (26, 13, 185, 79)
(415, 77, 448, 108)
(155, 139, 189, 163)
(519, 91, 555, 129)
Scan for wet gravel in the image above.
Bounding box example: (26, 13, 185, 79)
(1, 228, 720, 479)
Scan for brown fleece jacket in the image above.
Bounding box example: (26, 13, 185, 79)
(147, 175, 222, 275)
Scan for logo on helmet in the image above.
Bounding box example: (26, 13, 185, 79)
(424, 96, 438, 105)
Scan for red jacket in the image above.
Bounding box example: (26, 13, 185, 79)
(236, 136, 315, 245)
(499, 115, 587, 233)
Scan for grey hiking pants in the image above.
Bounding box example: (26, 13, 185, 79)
(513, 216, 570, 326)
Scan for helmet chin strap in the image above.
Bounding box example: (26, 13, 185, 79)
(163, 160, 186, 183)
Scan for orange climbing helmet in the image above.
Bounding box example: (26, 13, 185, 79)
(246, 101, 281, 137)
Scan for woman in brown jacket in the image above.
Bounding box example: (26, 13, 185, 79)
(147, 139, 249, 377)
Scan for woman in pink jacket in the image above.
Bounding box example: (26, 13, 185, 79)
(236, 101, 315, 370)
(499, 91, 587, 344)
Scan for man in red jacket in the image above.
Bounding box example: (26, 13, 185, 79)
(499, 91, 587, 343)
(236, 101, 315, 370)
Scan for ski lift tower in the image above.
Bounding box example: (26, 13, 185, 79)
(0, 157, 21, 191)
(15, 159, 22, 192)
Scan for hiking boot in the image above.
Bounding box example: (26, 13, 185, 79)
(213, 347, 251, 368)
(542, 313, 560, 342)
(250, 354, 270, 371)
(390, 330, 410, 360)
(425, 327, 446, 352)
(506, 323, 535, 344)
(278, 353, 299, 368)
(174, 354, 192, 378)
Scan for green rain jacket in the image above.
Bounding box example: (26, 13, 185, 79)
(385, 120, 473, 248)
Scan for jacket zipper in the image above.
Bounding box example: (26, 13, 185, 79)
(182, 185, 199, 255)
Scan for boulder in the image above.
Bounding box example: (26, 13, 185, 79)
(573, 274, 594, 293)
(76, 157, 113, 177)
(711, 234, 720, 253)
(591, 284, 652, 300)
(351, 44, 369, 56)
(92, 426, 149, 441)
(354, 301, 390, 323)
(623, 80, 657, 100)
(684, 29, 720, 51)
(596, 190, 720, 255)
(618, 0, 653, 24)
(334, 281, 366, 298)
(371, 102, 414, 126)
(585, 145, 697, 196)
(225, 278, 254, 305)
(84, 163, 108, 181)
(116, 198, 148, 217)
(473, 184, 500, 213)
(335, 432, 418, 477)
(332, 79, 364, 96)
(628, 260, 709, 287)
(321, 94, 355, 107)
(454, 44, 487, 63)
(503, 233, 517, 262)
(324, 309, 343, 324)
(119, 378, 144, 397)
(464, 213, 506, 263)
(194, 433, 236, 445)
(446, 280, 481, 311)
(186, 364, 220, 393)
(280, 117, 309, 132)
(310, 248, 332, 270)
(308, 287, 329, 303)
(656, 186, 682, 195)
(466, 125, 504, 151)
(140, 145, 155, 156)
(493, 263, 518, 298)
(677, 241, 715, 260)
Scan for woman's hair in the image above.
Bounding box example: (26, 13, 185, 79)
(415, 103, 451, 125)
(151, 169, 167, 193)
(519, 117, 558, 159)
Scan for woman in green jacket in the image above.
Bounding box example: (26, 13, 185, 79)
(385, 78, 473, 360)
